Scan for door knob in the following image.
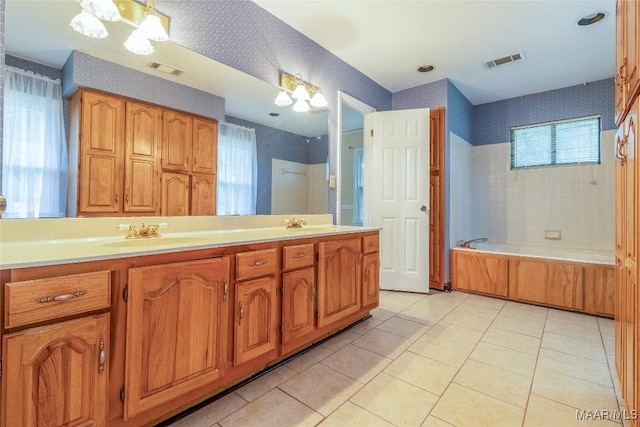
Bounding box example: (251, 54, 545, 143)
(420, 205, 427, 212)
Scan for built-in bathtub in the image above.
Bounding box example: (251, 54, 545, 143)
(450, 242, 615, 317)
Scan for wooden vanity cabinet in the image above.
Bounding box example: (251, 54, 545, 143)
(2, 314, 110, 427)
(124, 257, 230, 419)
(281, 244, 316, 354)
(1, 267, 112, 427)
(233, 249, 278, 366)
(362, 235, 380, 308)
(317, 238, 362, 327)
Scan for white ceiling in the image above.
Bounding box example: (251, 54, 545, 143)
(5, 0, 616, 129)
(255, 0, 616, 105)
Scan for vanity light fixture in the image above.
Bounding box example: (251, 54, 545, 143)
(70, 0, 170, 56)
(124, 0, 168, 55)
(274, 72, 328, 111)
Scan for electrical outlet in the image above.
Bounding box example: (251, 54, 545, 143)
(329, 174, 336, 188)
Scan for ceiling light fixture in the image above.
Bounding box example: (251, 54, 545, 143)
(577, 12, 607, 26)
(274, 72, 328, 112)
(70, 0, 170, 56)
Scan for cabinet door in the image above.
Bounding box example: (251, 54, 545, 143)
(625, 105, 637, 264)
(429, 174, 441, 287)
(125, 101, 161, 214)
(234, 276, 278, 365)
(162, 111, 192, 172)
(616, 256, 625, 383)
(125, 257, 229, 419)
(79, 91, 125, 214)
(362, 252, 380, 307)
(317, 238, 361, 328)
(624, 0, 639, 103)
(192, 173, 216, 216)
(282, 268, 316, 350)
(616, 0, 626, 123)
(616, 125, 627, 254)
(161, 172, 190, 216)
(2, 314, 109, 427)
(192, 118, 218, 175)
(623, 268, 637, 413)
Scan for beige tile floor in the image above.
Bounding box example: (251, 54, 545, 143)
(168, 290, 627, 427)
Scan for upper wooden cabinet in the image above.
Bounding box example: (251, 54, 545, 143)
(125, 101, 162, 214)
(2, 314, 109, 427)
(616, 0, 640, 124)
(69, 89, 218, 217)
(162, 113, 218, 175)
(193, 119, 218, 175)
(76, 90, 125, 214)
(124, 257, 230, 419)
(162, 111, 193, 172)
(317, 238, 361, 327)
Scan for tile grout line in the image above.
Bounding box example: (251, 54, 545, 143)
(518, 299, 548, 427)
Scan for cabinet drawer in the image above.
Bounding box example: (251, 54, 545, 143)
(363, 235, 379, 254)
(236, 248, 277, 281)
(283, 244, 314, 271)
(5, 270, 111, 329)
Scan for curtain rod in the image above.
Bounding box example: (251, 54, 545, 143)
(5, 65, 61, 84)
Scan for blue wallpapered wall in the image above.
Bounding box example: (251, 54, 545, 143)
(6, 54, 61, 80)
(62, 51, 226, 121)
(0, 0, 5, 187)
(392, 79, 448, 110)
(225, 115, 328, 215)
(473, 78, 615, 145)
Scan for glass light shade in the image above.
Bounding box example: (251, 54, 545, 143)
(310, 91, 328, 108)
(138, 12, 169, 42)
(70, 11, 108, 39)
(291, 83, 310, 101)
(274, 90, 293, 107)
(124, 29, 154, 55)
(80, 0, 120, 22)
(292, 99, 310, 113)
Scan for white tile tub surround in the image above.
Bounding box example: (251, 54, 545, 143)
(462, 130, 615, 252)
(449, 133, 474, 247)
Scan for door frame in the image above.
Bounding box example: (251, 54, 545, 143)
(336, 91, 375, 225)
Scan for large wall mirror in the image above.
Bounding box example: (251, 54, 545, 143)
(3, 0, 329, 218)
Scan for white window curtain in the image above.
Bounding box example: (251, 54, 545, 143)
(2, 66, 68, 218)
(217, 122, 257, 215)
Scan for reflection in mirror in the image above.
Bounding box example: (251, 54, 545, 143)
(338, 92, 373, 226)
(3, 0, 329, 218)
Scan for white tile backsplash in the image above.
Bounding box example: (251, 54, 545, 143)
(450, 130, 615, 251)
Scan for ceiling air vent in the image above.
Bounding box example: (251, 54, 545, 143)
(149, 62, 184, 77)
(482, 52, 525, 70)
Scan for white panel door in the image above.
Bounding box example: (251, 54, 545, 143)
(369, 109, 430, 292)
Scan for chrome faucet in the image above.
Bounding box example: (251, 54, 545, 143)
(285, 218, 307, 229)
(461, 237, 488, 248)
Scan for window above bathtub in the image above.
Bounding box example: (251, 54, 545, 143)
(510, 116, 601, 169)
